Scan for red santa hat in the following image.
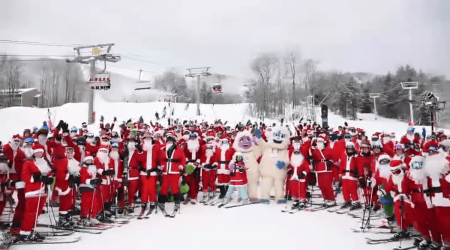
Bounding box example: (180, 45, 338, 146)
(410, 155, 424, 164)
(377, 154, 391, 164)
(84, 152, 94, 161)
(32, 144, 45, 153)
(12, 134, 20, 141)
(390, 159, 403, 171)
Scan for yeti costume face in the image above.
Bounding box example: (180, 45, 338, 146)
(233, 130, 257, 153)
(267, 126, 290, 150)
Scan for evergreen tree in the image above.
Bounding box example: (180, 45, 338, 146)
(360, 83, 372, 113)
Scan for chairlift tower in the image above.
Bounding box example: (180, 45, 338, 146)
(185, 67, 211, 116)
(400, 82, 418, 125)
(67, 43, 120, 124)
(369, 93, 380, 120)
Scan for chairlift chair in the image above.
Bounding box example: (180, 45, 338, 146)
(212, 83, 222, 93)
(135, 70, 151, 91)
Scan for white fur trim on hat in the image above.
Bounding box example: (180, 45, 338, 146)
(378, 154, 391, 161)
(410, 155, 424, 163)
(440, 139, 450, 147)
(33, 148, 44, 153)
(84, 156, 94, 161)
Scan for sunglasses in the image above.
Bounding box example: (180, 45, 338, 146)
(379, 158, 390, 165)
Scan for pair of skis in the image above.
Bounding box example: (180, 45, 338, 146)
(218, 201, 260, 209)
(137, 207, 156, 220)
(365, 237, 416, 249)
(0, 234, 80, 249)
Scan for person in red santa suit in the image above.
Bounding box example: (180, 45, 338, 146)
(199, 142, 218, 203)
(85, 133, 99, 155)
(2, 135, 29, 235)
(78, 152, 102, 226)
(122, 135, 142, 213)
(15, 144, 54, 242)
(400, 127, 421, 155)
(384, 159, 415, 240)
(34, 127, 55, 163)
(108, 143, 124, 214)
(214, 138, 235, 202)
(183, 132, 202, 204)
(338, 142, 363, 210)
(286, 140, 310, 209)
(137, 133, 161, 216)
(54, 146, 80, 228)
(310, 137, 337, 207)
(357, 142, 379, 210)
(0, 152, 10, 227)
(423, 143, 450, 249)
(158, 134, 186, 216)
(177, 130, 190, 149)
(402, 155, 440, 249)
(110, 131, 124, 156)
(94, 146, 116, 221)
(382, 133, 395, 157)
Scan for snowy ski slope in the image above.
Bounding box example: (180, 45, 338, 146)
(0, 95, 434, 250)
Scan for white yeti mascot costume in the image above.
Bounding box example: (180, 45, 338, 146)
(255, 126, 290, 204)
(232, 130, 261, 202)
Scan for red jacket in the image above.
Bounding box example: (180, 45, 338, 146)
(229, 160, 247, 186)
(55, 157, 80, 195)
(79, 163, 98, 191)
(338, 152, 361, 180)
(310, 146, 335, 173)
(137, 142, 161, 176)
(22, 158, 52, 198)
(2, 144, 26, 180)
(287, 151, 310, 182)
(160, 146, 186, 175)
(215, 146, 235, 175)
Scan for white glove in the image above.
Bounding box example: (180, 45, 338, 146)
(370, 177, 376, 188)
(390, 191, 396, 198)
(377, 189, 387, 197)
(445, 173, 450, 183)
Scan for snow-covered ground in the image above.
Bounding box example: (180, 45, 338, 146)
(0, 95, 438, 250)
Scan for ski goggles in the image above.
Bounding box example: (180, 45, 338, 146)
(65, 147, 74, 153)
(411, 162, 423, 170)
(428, 145, 438, 153)
(206, 145, 214, 150)
(371, 137, 379, 141)
(111, 142, 119, 148)
(190, 133, 197, 138)
(24, 138, 34, 144)
(221, 139, 229, 144)
(379, 158, 390, 165)
(394, 144, 404, 150)
(344, 134, 352, 139)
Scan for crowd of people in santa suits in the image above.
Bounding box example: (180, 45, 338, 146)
(0, 115, 450, 249)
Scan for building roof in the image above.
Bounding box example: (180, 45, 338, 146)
(0, 88, 38, 95)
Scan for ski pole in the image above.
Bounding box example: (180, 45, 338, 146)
(32, 182, 45, 237)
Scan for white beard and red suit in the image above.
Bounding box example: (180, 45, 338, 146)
(214, 141, 235, 198)
(310, 140, 336, 202)
(94, 148, 114, 210)
(79, 153, 101, 219)
(384, 160, 414, 231)
(158, 142, 186, 204)
(108, 149, 124, 209)
(122, 142, 140, 206)
(423, 152, 450, 246)
(0, 158, 10, 220)
(400, 133, 420, 155)
(338, 150, 361, 203)
(55, 156, 80, 214)
(287, 149, 310, 202)
(35, 132, 55, 163)
(200, 144, 218, 194)
(2, 137, 29, 233)
(110, 137, 124, 157)
(183, 138, 202, 200)
(402, 155, 440, 243)
(136, 139, 161, 205)
(21, 144, 53, 235)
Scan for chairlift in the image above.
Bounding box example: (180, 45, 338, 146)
(135, 70, 151, 91)
(212, 83, 222, 93)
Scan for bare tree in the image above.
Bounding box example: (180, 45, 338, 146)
(302, 59, 318, 93)
(251, 53, 279, 118)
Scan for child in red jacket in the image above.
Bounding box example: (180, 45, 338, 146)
(222, 153, 249, 205)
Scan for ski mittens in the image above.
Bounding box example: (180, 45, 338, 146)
(254, 129, 262, 139)
(90, 178, 102, 185)
(287, 169, 293, 175)
(103, 169, 115, 176)
(276, 161, 285, 170)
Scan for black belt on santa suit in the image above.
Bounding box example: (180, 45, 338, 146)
(218, 161, 230, 164)
(167, 159, 179, 163)
(423, 187, 442, 196)
(186, 160, 196, 163)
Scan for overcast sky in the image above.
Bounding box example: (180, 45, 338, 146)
(1, 0, 449, 82)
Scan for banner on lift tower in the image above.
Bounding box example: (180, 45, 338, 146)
(321, 104, 328, 128)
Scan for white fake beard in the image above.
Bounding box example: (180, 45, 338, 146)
(183, 135, 189, 141)
(10, 142, 19, 151)
(87, 165, 97, 177)
(409, 168, 427, 184)
(293, 142, 301, 151)
(166, 143, 174, 152)
(187, 139, 200, 152)
(23, 147, 34, 157)
(78, 145, 85, 152)
(38, 135, 47, 145)
(291, 153, 304, 167)
(109, 151, 119, 160)
(378, 164, 391, 179)
(317, 142, 324, 150)
(97, 152, 109, 164)
(127, 142, 136, 151)
(392, 171, 404, 186)
(406, 133, 414, 141)
(221, 143, 229, 151)
(86, 138, 94, 144)
(144, 140, 153, 151)
(0, 163, 8, 174)
(68, 158, 80, 173)
(206, 149, 214, 158)
(424, 154, 449, 180)
(345, 139, 350, 143)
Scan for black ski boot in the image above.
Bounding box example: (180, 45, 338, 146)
(392, 230, 410, 240)
(350, 202, 362, 210)
(427, 242, 441, 250)
(299, 201, 307, 208)
(147, 203, 156, 214)
(291, 201, 300, 210)
(417, 238, 431, 250)
(57, 213, 74, 228)
(200, 192, 209, 203)
(14, 233, 43, 243)
(138, 203, 147, 219)
(118, 208, 124, 214)
(340, 201, 352, 209)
